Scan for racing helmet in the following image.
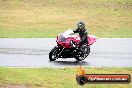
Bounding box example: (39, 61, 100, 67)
(77, 21, 85, 29)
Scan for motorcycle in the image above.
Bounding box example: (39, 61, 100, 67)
(49, 30, 97, 61)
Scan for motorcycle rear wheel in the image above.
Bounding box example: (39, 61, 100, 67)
(75, 46, 90, 61)
(75, 56, 85, 61)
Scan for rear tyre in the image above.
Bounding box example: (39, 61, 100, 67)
(49, 46, 58, 61)
(88, 46, 90, 53)
(75, 46, 90, 61)
(75, 55, 85, 61)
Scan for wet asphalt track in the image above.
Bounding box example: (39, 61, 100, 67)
(0, 38, 132, 67)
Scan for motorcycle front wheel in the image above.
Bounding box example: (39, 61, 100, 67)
(49, 46, 58, 61)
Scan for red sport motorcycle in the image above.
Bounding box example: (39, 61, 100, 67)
(49, 30, 97, 61)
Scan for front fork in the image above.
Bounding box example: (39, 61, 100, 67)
(56, 45, 64, 58)
(57, 47, 64, 57)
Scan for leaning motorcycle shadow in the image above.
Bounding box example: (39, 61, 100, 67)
(49, 60, 89, 66)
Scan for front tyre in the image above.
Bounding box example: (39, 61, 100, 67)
(49, 46, 58, 61)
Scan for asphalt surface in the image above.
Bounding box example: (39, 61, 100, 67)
(0, 38, 132, 67)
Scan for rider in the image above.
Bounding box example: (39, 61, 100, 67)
(73, 21, 88, 47)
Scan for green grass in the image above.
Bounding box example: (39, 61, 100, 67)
(0, 67, 132, 88)
(0, 0, 132, 38)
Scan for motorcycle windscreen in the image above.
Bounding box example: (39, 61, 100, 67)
(58, 34, 66, 42)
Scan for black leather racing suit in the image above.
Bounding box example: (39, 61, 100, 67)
(73, 28, 88, 46)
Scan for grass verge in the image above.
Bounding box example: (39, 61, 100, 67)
(0, 67, 132, 88)
(0, 0, 132, 38)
